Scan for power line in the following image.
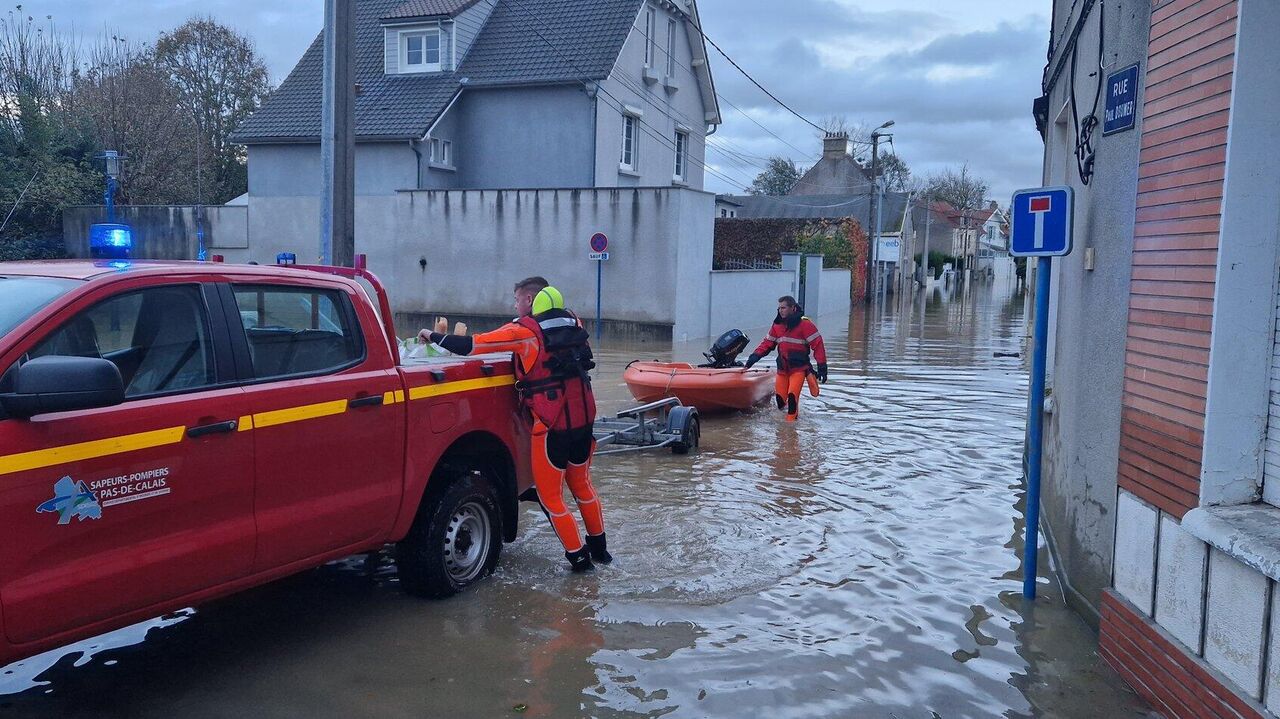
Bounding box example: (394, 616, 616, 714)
(677, 7, 826, 134)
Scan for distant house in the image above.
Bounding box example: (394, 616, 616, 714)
(231, 0, 722, 195)
(787, 132, 873, 196)
(714, 194, 741, 218)
(911, 199, 1009, 277)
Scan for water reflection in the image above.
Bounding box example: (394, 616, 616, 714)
(2, 277, 1147, 718)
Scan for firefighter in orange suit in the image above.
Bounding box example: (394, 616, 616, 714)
(421, 278, 608, 572)
(743, 295, 828, 422)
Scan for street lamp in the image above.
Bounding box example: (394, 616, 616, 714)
(90, 150, 133, 261)
(867, 121, 895, 301)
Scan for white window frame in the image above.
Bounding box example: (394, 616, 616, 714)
(666, 19, 677, 77)
(429, 137, 453, 168)
(620, 114, 639, 173)
(644, 8, 656, 68)
(400, 28, 443, 73)
(673, 130, 689, 183)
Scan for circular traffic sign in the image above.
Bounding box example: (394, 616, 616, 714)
(590, 233, 608, 253)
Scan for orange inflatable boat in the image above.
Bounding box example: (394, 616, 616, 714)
(623, 361, 775, 414)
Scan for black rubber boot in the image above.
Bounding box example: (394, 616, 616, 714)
(775, 394, 786, 410)
(565, 547, 594, 572)
(585, 533, 613, 564)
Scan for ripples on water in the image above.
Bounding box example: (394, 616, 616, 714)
(2, 280, 1148, 719)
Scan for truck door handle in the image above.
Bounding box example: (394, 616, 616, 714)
(187, 420, 238, 438)
(348, 395, 385, 409)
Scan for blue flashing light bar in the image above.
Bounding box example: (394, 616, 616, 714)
(89, 223, 133, 260)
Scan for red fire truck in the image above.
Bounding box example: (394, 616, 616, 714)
(0, 260, 531, 666)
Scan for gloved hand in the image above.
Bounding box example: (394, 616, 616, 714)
(817, 363, 828, 383)
(417, 330, 446, 346)
(743, 352, 762, 369)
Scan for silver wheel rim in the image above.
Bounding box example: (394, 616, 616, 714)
(444, 500, 491, 584)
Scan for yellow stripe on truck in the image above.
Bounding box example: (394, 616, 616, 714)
(408, 375, 515, 401)
(0, 426, 186, 477)
(251, 399, 349, 429)
(0, 376, 515, 475)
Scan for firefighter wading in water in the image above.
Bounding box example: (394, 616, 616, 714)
(743, 295, 828, 422)
(420, 277, 609, 572)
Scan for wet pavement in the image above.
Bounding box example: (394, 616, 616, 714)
(1, 278, 1151, 718)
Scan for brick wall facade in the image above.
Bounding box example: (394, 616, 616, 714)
(1101, 590, 1265, 719)
(1118, 0, 1238, 518)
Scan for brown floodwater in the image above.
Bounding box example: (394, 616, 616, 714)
(1, 279, 1151, 718)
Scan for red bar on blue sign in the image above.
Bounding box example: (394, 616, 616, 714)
(1030, 197, 1052, 213)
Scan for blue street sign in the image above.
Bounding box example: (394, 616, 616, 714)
(1104, 63, 1141, 135)
(1011, 186, 1074, 257)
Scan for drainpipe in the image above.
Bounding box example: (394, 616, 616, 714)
(409, 139, 424, 189)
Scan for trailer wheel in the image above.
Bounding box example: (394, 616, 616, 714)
(397, 467, 503, 599)
(669, 407, 700, 455)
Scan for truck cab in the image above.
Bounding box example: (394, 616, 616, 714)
(0, 261, 530, 667)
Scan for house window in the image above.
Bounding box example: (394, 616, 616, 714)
(674, 130, 688, 182)
(666, 19, 677, 77)
(644, 8, 656, 68)
(402, 29, 442, 72)
(620, 114, 638, 172)
(430, 138, 453, 166)
(720, 209, 728, 218)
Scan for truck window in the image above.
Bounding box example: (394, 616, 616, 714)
(0, 276, 80, 339)
(24, 285, 217, 397)
(232, 285, 364, 379)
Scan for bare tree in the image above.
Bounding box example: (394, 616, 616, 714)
(74, 35, 198, 205)
(923, 164, 990, 212)
(0, 7, 80, 132)
(156, 18, 269, 202)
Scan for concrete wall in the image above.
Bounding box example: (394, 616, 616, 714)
(820, 269, 851, 316)
(247, 142, 417, 196)
(1037, 0, 1150, 623)
(706, 270, 794, 339)
(62, 205, 248, 259)
(594, 1, 709, 190)
(453, 86, 596, 189)
(238, 187, 716, 340)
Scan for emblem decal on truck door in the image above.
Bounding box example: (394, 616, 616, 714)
(36, 477, 103, 525)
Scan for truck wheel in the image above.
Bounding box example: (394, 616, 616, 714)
(669, 407, 700, 455)
(397, 469, 503, 599)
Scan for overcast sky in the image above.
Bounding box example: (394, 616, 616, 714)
(30, 0, 1050, 202)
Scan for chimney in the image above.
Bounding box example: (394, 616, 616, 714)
(822, 132, 849, 160)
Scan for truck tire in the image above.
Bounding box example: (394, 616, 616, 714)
(397, 468, 503, 599)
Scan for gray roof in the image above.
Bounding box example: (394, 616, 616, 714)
(383, 0, 483, 20)
(788, 155, 873, 196)
(721, 193, 911, 233)
(232, 0, 643, 144)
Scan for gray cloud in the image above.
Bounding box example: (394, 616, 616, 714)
(23, 0, 1050, 201)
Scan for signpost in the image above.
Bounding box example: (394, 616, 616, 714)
(590, 233, 609, 340)
(1010, 185, 1074, 601)
(1104, 63, 1141, 136)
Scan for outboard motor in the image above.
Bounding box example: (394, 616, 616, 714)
(701, 329, 750, 368)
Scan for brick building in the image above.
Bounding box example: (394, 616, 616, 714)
(1036, 1, 1280, 716)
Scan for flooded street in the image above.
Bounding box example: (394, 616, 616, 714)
(1, 280, 1149, 718)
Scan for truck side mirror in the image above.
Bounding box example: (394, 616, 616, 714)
(0, 356, 125, 419)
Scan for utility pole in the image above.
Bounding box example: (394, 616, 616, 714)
(922, 199, 931, 288)
(865, 120, 894, 302)
(865, 136, 880, 303)
(321, 0, 356, 267)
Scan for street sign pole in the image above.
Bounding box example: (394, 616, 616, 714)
(1010, 185, 1073, 602)
(1024, 255, 1051, 599)
(596, 257, 603, 342)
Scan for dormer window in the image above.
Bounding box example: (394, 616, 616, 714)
(402, 29, 442, 72)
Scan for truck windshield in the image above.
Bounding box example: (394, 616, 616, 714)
(0, 276, 80, 339)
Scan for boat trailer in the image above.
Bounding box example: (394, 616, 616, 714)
(593, 397, 700, 456)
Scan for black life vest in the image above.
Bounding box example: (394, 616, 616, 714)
(514, 309, 597, 432)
